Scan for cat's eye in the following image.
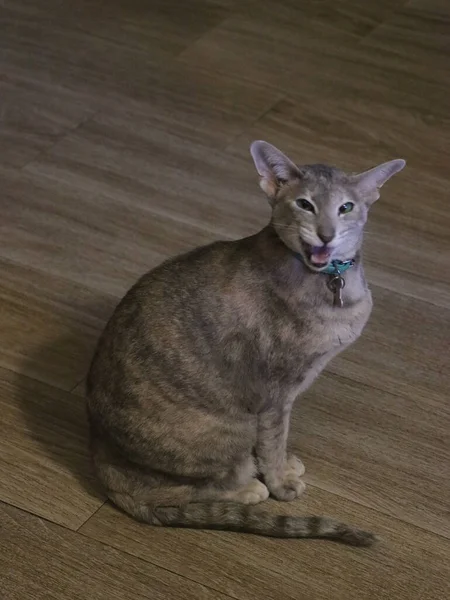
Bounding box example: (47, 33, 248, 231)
(296, 198, 315, 213)
(339, 202, 354, 215)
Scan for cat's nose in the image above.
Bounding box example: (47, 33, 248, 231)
(317, 229, 335, 245)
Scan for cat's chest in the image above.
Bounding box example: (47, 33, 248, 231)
(264, 288, 373, 370)
(306, 290, 373, 355)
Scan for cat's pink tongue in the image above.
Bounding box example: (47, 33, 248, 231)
(310, 248, 331, 264)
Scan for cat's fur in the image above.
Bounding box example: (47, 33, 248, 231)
(86, 141, 405, 545)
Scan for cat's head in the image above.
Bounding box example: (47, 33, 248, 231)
(250, 140, 405, 271)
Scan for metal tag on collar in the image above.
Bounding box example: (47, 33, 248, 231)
(326, 260, 353, 308)
(327, 274, 345, 307)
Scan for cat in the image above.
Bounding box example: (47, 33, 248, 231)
(86, 141, 405, 545)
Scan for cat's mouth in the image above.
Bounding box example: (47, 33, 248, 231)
(301, 242, 332, 270)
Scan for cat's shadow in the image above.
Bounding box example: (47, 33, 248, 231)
(15, 303, 114, 505)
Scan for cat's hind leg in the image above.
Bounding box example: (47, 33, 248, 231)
(223, 479, 270, 504)
(196, 477, 269, 505)
(194, 454, 269, 505)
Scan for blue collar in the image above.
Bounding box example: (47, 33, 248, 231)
(322, 259, 355, 275)
(293, 253, 355, 275)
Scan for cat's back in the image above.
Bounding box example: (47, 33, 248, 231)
(107, 239, 238, 319)
(109, 237, 253, 336)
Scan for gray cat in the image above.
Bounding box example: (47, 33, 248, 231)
(86, 141, 405, 545)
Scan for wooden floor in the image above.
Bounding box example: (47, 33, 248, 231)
(1, 1, 449, 598)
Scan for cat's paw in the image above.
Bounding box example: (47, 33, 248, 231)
(270, 478, 306, 502)
(285, 454, 306, 478)
(233, 479, 270, 505)
(268, 455, 306, 502)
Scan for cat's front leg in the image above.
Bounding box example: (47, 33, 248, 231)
(256, 407, 305, 501)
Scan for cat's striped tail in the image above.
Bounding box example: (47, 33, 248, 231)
(113, 495, 376, 546)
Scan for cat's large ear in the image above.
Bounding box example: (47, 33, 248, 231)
(351, 159, 406, 203)
(250, 141, 300, 201)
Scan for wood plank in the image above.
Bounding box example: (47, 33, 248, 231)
(407, 0, 450, 19)
(240, 0, 407, 38)
(228, 94, 450, 182)
(292, 370, 449, 537)
(0, 502, 231, 600)
(179, 10, 449, 119)
(0, 258, 115, 389)
(21, 113, 266, 238)
(79, 486, 450, 600)
(0, 4, 279, 147)
(71, 380, 86, 397)
(363, 0, 450, 73)
(0, 1, 229, 72)
(338, 285, 450, 399)
(0, 367, 103, 529)
(0, 57, 279, 151)
(1, 166, 234, 297)
(0, 73, 96, 169)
